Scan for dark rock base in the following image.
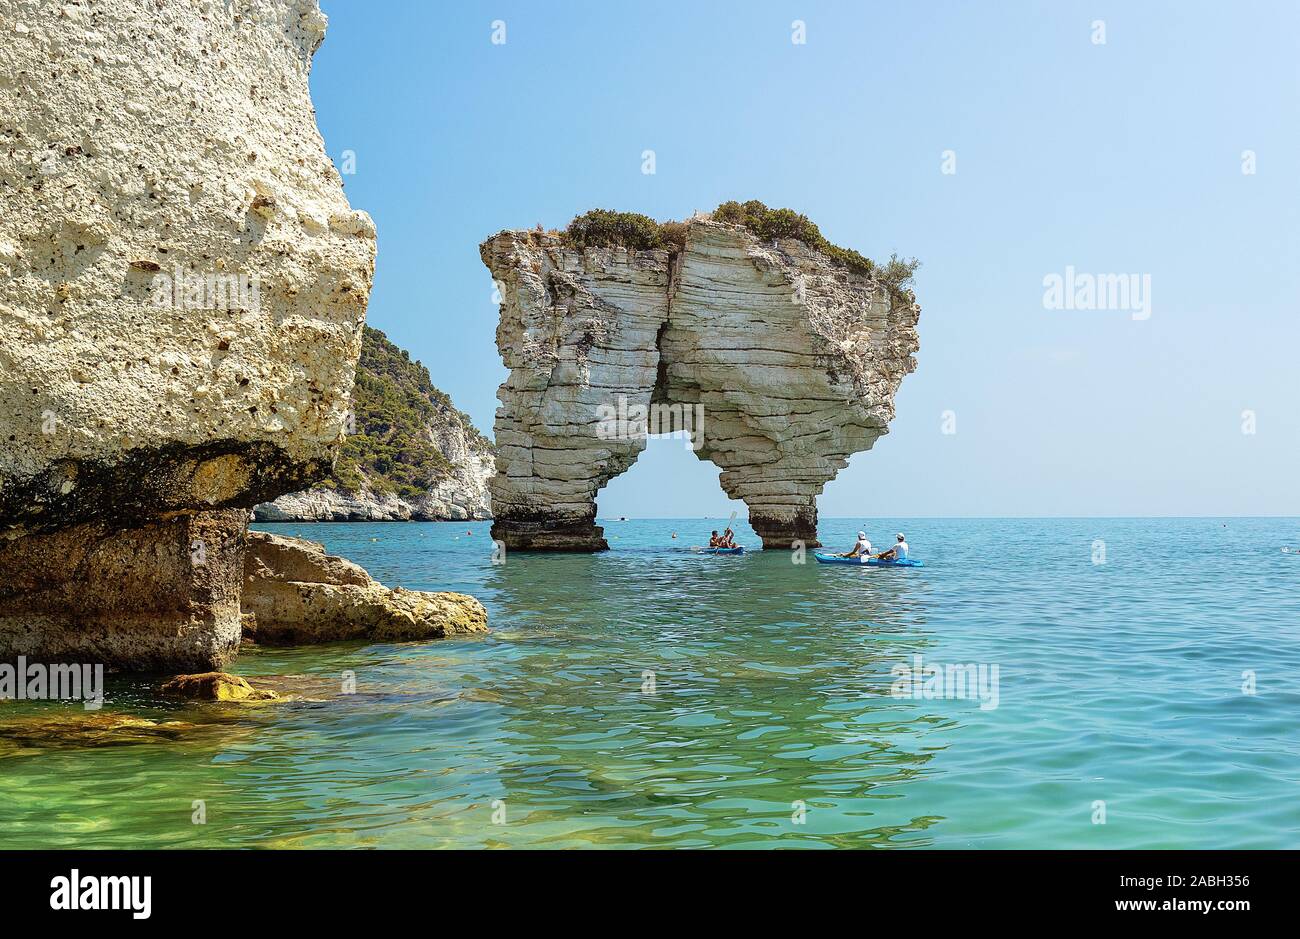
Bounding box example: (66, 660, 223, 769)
(490, 514, 609, 552)
(0, 510, 248, 671)
(749, 506, 821, 550)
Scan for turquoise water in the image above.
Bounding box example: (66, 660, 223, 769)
(2, 517, 1298, 849)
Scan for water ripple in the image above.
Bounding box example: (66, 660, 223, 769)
(0, 517, 1297, 848)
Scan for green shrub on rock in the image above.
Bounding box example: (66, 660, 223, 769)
(562, 210, 667, 251)
(558, 202, 919, 299)
(713, 199, 918, 296)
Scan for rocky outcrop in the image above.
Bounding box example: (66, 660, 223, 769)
(161, 671, 279, 702)
(0, 0, 376, 669)
(242, 531, 488, 645)
(253, 326, 494, 521)
(485, 229, 669, 550)
(253, 465, 493, 521)
(251, 419, 493, 521)
(482, 217, 920, 550)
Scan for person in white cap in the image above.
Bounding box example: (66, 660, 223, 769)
(838, 531, 872, 558)
(876, 533, 909, 561)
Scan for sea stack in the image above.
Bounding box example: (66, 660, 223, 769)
(482, 215, 921, 551)
(0, 0, 376, 669)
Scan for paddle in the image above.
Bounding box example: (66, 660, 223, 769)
(691, 510, 738, 551)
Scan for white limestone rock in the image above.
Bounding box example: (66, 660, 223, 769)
(252, 438, 494, 522)
(0, 0, 375, 535)
(481, 218, 919, 549)
(0, 0, 375, 670)
(481, 230, 670, 549)
(251, 327, 496, 522)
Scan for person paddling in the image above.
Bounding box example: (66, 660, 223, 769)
(839, 531, 872, 558)
(875, 533, 909, 561)
(720, 528, 737, 548)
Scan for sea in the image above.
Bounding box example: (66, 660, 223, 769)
(1, 517, 1297, 849)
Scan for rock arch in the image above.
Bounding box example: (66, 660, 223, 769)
(481, 218, 920, 551)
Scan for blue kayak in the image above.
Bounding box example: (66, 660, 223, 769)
(701, 547, 745, 555)
(813, 552, 923, 567)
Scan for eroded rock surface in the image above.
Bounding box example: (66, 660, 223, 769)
(242, 531, 488, 645)
(253, 469, 493, 521)
(161, 671, 280, 702)
(0, 0, 375, 668)
(483, 231, 670, 549)
(0, 509, 247, 671)
(482, 218, 919, 550)
(253, 417, 494, 521)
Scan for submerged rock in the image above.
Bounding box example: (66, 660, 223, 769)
(482, 215, 920, 550)
(0, 1, 376, 669)
(160, 672, 280, 702)
(0, 713, 196, 752)
(242, 531, 488, 645)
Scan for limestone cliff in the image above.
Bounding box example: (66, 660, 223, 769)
(253, 327, 494, 521)
(0, 0, 375, 668)
(482, 212, 920, 550)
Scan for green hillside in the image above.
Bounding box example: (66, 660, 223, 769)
(324, 326, 493, 500)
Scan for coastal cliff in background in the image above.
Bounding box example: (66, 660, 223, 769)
(0, 0, 376, 669)
(483, 203, 920, 550)
(254, 327, 494, 522)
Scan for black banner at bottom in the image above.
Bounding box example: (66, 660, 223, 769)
(0, 849, 1282, 924)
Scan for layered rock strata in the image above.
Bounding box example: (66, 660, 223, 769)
(483, 233, 670, 550)
(0, 0, 375, 668)
(482, 219, 920, 550)
(0, 509, 248, 671)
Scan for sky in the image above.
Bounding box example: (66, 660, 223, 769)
(311, 0, 1300, 518)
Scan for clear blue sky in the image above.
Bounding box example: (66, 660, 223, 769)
(312, 0, 1299, 518)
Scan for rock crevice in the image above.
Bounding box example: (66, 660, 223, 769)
(482, 218, 920, 550)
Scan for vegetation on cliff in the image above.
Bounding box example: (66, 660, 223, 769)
(561, 209, 668, 251)
(560, 202, 918, 297)
(711, 199, 919, 295)
(326, 327, 493, 500)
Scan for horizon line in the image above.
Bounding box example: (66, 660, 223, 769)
(593, 514, 1300, 521)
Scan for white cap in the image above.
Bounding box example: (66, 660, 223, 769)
(897, 532, 905, 540)
(857, 531, 866, 538)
